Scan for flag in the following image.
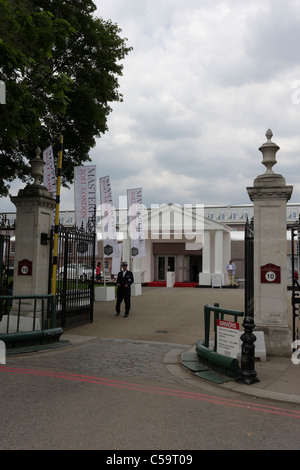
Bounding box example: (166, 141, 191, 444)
(112, 242, 123, 275)
(74, 165, 97, 229)
(100, 176, 118, 258)
(43, 145, 56, 195)
(127, 188, 146, 258)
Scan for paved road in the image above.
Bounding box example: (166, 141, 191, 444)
(1, 287, 299, 451)
(1, 337, 300, 450)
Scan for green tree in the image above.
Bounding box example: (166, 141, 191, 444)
(0, 0, 132, 196)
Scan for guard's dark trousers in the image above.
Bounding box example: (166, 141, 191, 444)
(116, 287, 131, 316)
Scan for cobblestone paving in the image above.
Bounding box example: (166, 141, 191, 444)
(6, 338, 187, 385)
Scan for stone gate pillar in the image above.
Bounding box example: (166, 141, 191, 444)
(10, 147, 56, 324)
(247, 130, 293, 356)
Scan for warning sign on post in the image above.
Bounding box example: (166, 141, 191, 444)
(216, 319, 240, 358)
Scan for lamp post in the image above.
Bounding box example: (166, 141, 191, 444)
(236, 217, 259, 385)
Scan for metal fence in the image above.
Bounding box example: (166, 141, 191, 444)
(0, 294, 62, 348)
(0, 294, 56, 331)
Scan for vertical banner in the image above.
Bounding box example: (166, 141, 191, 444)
(112, 242, 123, 275)
(43, 145, 56, 195)
(127, 188, 146, 258)
(99, 176, 118, 258)
(74, 165, 97, 228)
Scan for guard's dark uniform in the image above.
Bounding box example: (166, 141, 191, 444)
(115, 267, 134, 317)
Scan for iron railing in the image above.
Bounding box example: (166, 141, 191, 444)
(0, 294, 56, 333)
(203, 303, 244, 350)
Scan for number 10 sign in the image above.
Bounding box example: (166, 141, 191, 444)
(260, 263, 281, 283)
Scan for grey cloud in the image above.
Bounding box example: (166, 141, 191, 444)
(3, 0, 300, 211)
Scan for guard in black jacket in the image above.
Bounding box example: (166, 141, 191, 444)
(115, 262, 134, 317)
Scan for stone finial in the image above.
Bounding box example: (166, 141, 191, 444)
(259, 129, 280, 175)
(30, 147, 45, 185)
(265, 129, 273, 141)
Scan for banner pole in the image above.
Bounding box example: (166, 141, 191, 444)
(127, 190, 132, 273)
(51, 135, 63, 296)
(99, 178, 106, 287)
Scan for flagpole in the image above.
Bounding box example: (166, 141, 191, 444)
(99, 178, 105, 287)
(103, 238, 106, 287)
(51, 135, 63, 296)
(127, 190, 132, 273)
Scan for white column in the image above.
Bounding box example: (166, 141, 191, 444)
(214, 230, 223, 273)
(202, 230, 211, 272)
(199, 230, 211, 285)
(213, 229, 224, 285)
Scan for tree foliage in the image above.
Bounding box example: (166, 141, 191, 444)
(0, 0, 132, 196)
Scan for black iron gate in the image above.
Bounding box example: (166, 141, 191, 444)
(0, 215, 15, 319)
(0, 234, 11, 296)
(0, 214, 15, 295)
(49, 213, 96, 329)
(289, 217, 300, 344)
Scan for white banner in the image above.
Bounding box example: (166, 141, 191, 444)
(74, 165, 97, 228)
(100, 176, 118, 258)
(112, 242, 123, 275)
(127, 188, 146, 258)
(43, 145, 56, 195)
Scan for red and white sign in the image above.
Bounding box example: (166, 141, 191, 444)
(260, 263, 281, 284)
(216, 319, 240, 358)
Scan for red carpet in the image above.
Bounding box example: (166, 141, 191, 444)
(146, 282, 166, 287)
(174, 282, 198, 288)
(145, 282, 197, 288)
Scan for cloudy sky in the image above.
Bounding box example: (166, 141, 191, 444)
(3, 0, 300, 212)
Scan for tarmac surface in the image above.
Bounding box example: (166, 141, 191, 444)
(6, 286, 300, 405)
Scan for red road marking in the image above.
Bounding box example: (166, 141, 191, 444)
(1, 365, 300, 419)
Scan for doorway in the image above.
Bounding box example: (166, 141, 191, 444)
(157, 256, 175, 281)
(189, 255, 202, 282)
